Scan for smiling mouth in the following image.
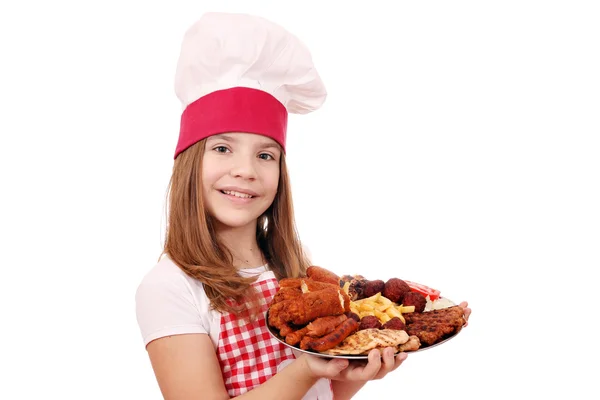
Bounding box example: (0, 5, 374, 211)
(220, 190, 255, 199)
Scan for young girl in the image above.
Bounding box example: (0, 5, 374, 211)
(135, 12, 470, 400)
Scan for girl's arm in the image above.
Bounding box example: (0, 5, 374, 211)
(331, 380, 367, 400)
(147, 333, 342, 400)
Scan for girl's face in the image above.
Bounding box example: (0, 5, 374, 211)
(202, 133, 281, 230)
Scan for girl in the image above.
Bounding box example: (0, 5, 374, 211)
(135, 12, 471, 400)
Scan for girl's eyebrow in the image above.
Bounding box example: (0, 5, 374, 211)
(258, 142, 280, 151)
(207, 134, 236, 142)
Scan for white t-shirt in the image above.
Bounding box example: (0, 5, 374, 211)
(135, 255, 333, 400)
(135, 256, 271, 348)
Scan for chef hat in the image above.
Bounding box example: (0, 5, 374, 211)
(173, 12, 327, 158)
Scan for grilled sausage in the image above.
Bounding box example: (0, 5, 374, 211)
(285, 327, 309, 346)
(300, 318, 359, 352)
(306, 315, 348, 337)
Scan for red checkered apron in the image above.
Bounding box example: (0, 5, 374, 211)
(216, 276, 333, 399)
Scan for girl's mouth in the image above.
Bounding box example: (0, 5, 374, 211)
(220, 190, 254, 199)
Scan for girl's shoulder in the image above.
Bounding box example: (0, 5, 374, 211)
(138, 255, 195, 286)
(135, 255, 209, 314)
(135, 256, 217, 346)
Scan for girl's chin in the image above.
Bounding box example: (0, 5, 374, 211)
(212, 213, 262, 230)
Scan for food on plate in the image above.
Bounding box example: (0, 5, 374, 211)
(306, 315, 348, 337)
(299, 317, 359, 352)
(402, 291, 427, 313)
(362, 279, 385, 298)
(269, 285, 350, 326)
(272, 286, 302, 304)
(339, 275, 367, 301)
(424, 296, 455, 311)
(358, 315, 382, 330)
(404, 305, 466, 346)
(382, 278, 412, 304)
(349, 292, 413, 324)
(321, 328, 418, 355)
(346, 311, 360, 322)
(382, 316, 405, 331)
(397, 335, 421, 352)
(306, 266, 341, 286)
(268, 266, 465, 356)
(405, 280, 441, 301)
(285, 326, 309, 345)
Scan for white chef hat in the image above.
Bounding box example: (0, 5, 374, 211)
(173, 12, 327, 158)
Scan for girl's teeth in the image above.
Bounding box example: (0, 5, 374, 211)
(223, 190, 253, 199)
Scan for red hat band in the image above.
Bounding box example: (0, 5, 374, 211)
(175, 87, 288, 159)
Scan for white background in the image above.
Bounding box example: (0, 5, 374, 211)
(1, 0, 599, 399)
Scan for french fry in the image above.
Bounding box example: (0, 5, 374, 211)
(386, 306, 402, 319)
(385, 307, 406, 323)
(378, 296, 393, 306)
(379, 313, 391, 323)
(361, 311, 375, 317)
(373, 309, 387, 321)
(359, 303, 375, 312)
(399, 305, 415, 313)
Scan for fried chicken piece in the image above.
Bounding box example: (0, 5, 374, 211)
(306, 266, 340, 286)
(278, 278, 338, 293)
(268, 301, 288, 330)
(306, 315, 348, 337)
(404, 305, 466, 346)
(279, 323, 296, 337)
(279, 278, 306, 288)
(272, 287, 302, 304)
(279, 286, 346, 325)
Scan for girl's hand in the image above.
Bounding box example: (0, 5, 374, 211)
(336, 347, 406, 381)
(302, 347, 407, 382)
(459, 301, 472, 327)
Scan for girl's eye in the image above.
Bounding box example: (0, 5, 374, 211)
(214, 146, 230, 153)
(258, 153, 274, 160)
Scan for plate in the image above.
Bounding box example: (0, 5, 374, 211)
(265, 305, 464, 359)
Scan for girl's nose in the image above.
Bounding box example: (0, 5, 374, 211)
(229, 156, 257, 180)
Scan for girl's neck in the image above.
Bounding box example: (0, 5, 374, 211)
(216, 221, 264, 269)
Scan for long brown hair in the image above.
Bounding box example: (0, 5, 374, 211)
(162, 139, 310, 316)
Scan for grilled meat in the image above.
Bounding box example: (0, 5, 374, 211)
(404, 305, 465, 346)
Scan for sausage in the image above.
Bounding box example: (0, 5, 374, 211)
(306, 266, 340, 286)
(301, 318, 359, 352)
(285, 327, 309, 346)
(306, 315, 348, 337)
